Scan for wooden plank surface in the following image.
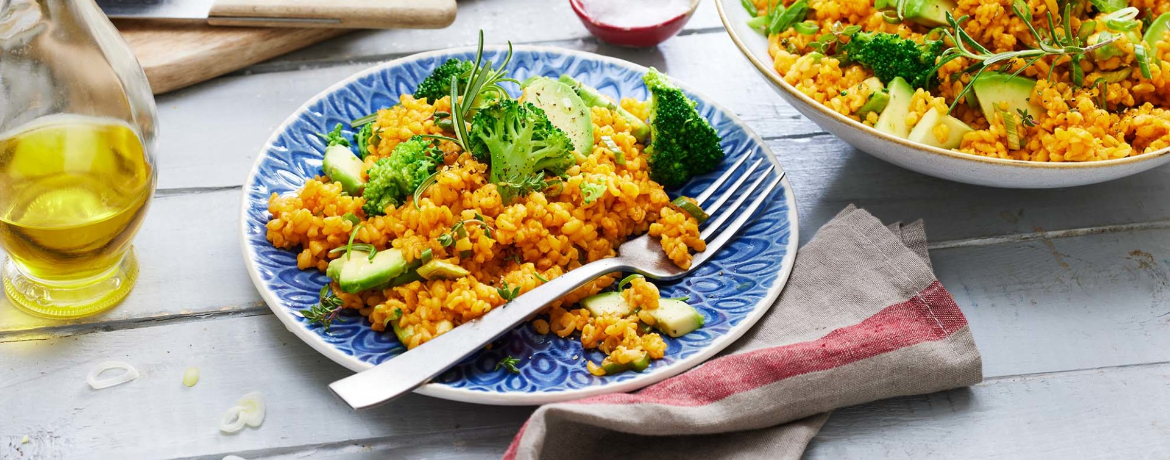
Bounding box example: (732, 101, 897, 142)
(3, 1, 1170, 458)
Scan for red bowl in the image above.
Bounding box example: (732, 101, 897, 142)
(569, 0, 700, 48)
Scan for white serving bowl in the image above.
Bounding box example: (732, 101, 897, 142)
(715, 0, 1170, 188)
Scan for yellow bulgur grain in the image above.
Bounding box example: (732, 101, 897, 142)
(268, 95, 702, 373)
(763, 0, 1170, 162)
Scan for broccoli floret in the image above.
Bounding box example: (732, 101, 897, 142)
(468, 99, 576, 203)
(414, 58, 474, 102)
(362, 136, 445, 216)
(319, 123, 350, 147)
(642, 68, 725, 187)
(353, 122, 375, 159)
(841, 32, 944, 89)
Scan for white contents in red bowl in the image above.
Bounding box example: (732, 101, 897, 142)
(578, 0, 692, 28)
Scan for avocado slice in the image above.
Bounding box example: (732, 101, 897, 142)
(521, 77, 594, 161)
(971, 72, 1043, 125)
(1146, 13, 1170, 48)
(649, 298, 704, 338)
(391, 322, 415, 346)
(600, 351, 651, 375)
(327, 249, 409, 294)
(558, 74, 650, 143)
(855, 77, 889, 120)
(874, 77, 915, 138)
(901, 0, 958, 27)
(580, 291, 633, 317)
(322, 144, 365, 195)
(907, 109, 974, 149)
(416, 260, 470, 280)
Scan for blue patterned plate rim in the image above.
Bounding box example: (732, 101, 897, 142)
(239, 45, 800, 405)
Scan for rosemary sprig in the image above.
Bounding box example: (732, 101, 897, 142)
(446, 31, 517, 154)
(937, 5, 1121, 113)
(302, 285, 347, 331)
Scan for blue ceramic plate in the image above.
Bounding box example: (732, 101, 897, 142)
(240, 46, 799, 405)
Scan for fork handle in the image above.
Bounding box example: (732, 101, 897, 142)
(329, 257, 629, 410)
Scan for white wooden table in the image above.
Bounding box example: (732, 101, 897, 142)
(4, 1, 1170, 458)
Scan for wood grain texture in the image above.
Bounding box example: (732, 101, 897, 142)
(115, 20, 348, 94)
(209, 0, 456, 29)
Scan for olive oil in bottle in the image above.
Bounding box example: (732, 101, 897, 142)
(0, 115, 154, 317)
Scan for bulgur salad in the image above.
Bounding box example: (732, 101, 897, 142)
(265, 35, 725, 377)
(742, 0, 1170, 162)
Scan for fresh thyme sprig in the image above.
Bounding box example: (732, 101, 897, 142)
(937, 3, 1121, 113)
(302, 285, 347, 331)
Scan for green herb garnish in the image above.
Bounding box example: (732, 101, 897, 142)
(496, 355, 521, 373)
(497, 280, 521, 301)
(303, 285, 347, 331)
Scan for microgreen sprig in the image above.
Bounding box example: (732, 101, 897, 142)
(437, 217, 496, 248)
(497, 280, 521, 301)
(496, 355, 521, 373)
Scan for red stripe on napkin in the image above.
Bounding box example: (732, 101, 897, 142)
(503, 281, 964, 460)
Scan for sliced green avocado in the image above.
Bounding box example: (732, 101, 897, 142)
(600, 351, 651, 375)
(521, 77, 594, 161)
(416, 260, 470, 280)
(322, 144, 365, 195)
(1146, 13, 1170, 48)
(328, 249, 409, 294)
(857, 78, 889, 121)
(971, 72, 1043, 125)
(580, 291, 633, 317)
(907, 109, 974, 149)
(391, 322, 414, 346)
(649, 298, 704, 338)
(901, 0, 958, 27)
(558, 74, 650, 143)
(874, 77, 915, 138)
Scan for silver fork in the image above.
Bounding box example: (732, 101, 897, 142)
(329, 154, 786, 409)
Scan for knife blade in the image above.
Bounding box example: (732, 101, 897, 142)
(96, 0, 216, 21)
(95, 0, 458, 29)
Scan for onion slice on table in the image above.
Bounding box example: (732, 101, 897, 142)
(219, 392, 266, 433)
(86, 361, 140, 390)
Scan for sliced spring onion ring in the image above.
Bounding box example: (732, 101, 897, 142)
(600, 135, 625, 165)
(237, 392, 266, 428)
(671, 196, 710, 224)
(618, 273, 643, 292)
(999, 108, 1023, 151)
(1135, 44, 1153, 79)
(793, 20, 819, 35)
(182, 367, 200, 387)
(740, 0, 758, 17)
(219, 392, 266, 433)
(219, 405, 248, 433)
(420, 248, 434, 264)
(86, 361, 140, 390)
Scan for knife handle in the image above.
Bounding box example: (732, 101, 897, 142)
(207, 0, 455, 29)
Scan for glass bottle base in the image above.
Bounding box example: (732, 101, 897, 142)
(2, 248, 139, 319)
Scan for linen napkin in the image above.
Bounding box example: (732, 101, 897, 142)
(503, 205, 983, 460)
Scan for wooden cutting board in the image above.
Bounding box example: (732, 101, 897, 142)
(115, 20, 349, 95)
(112, 0, 455, 95)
